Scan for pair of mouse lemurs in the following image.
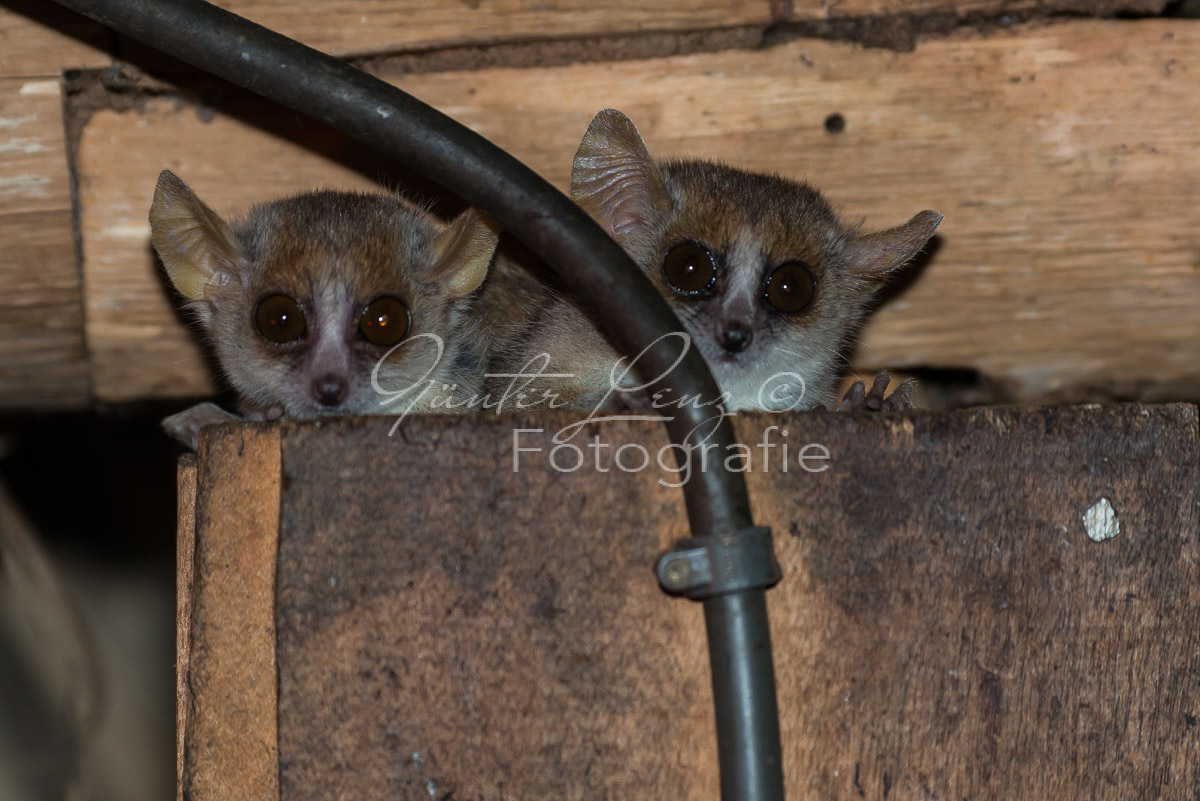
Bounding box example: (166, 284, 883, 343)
(150, 109, 943, 449)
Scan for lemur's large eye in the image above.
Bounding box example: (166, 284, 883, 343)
(359, 296, 410, 346)
(763, 262, 815, 313)
(255, 295, 307, 343)
(662, 243, 717, 296)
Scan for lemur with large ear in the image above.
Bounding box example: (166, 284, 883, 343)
(150, 171, 500, 447)
(483, 109, 942, 413)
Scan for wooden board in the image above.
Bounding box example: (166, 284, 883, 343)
(179, 427, 280, 801)
(0, 2, 110, 78)
(5, 0, 1160, 75)
(205, 0, 772, 58)
(201, 0, 1168, 60)
(816, 0, 1168, 20)
(174, 454, 196, 801)
(178, 405, 1200, 799)
(0, 77, 89, 409)
(76, 20, 1200, 405)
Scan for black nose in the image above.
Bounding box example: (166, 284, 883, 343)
(718, 321, 753, 353)
(312, 373, 348, 407)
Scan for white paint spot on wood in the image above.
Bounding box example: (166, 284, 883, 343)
(0, 114, 37, 130)
(0, 137, 45, 155)
(0, 174, 50, 199)
(18, 81, 59, 96)
(1083, 497, 1119, 542)
(100, 224, 152, 239)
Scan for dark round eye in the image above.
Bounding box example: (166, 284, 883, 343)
(254, 295, 306, 343)
(763, 262, 816, 313)
(662, 243, 717, 296)
(359, 296, 410, 346)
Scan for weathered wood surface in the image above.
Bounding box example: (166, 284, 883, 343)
(2, 0, 1166, 77)
(0, 2, 110, 78)
(174, 454, 196, 801)
(180, 428, 280, 801)
(178, 404, 1200, 800)
(0, 77, 89, 410)
(76, 20, 1200, 406)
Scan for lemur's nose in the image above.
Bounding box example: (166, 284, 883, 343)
(312, 373, 349, 407)
(718, 321, 753, 353)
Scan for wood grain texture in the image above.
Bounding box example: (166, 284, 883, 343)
(74, 20, 1200, 405)
(0, 0, 1173, 89)
(0, 0, 1168, 80)
(181, 427, 280, 801)
(0, 2, 110, 78)
(174, 454, 196, 801)
(0, 78, 89, 409)
(207, 0, 773, 58)
(815, 0, 1168, 19)
(237, 406, 1198, 800)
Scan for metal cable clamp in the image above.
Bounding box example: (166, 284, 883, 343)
(656, 526, 782, 599)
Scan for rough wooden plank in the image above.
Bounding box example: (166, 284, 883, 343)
(206, 0, 772, 58)
(0, 2, 110, 78)
(182, 427, 280, 801)
(254, 406, 1198, 800)
(0, 77, 89, 409)
(77, 20, 1200, 404)
(0, 78, 72, 216)
(175, 454, 196, 801)
(813, 0, 1168, 20)
(115, 0, 1170, 63)
(0, 0, 1166, 84)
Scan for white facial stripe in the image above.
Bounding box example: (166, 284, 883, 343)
(308, 283, 354, 376)
(722, 235, 762, 311)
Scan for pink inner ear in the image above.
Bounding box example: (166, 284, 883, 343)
(607, 197, 648, 238)
(576, 154, 668, 241)
(845, 210, 944, 278)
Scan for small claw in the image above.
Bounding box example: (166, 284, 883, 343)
(836, 380, 866, 412)
(863, 371, 892, 411)
(833, 372, 917, 413)
(881, 377, 917, 411)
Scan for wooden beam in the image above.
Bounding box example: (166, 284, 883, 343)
(0, 2, 110, 78)
(180, 427, 281, 801)
(204, 0, 773, 58)
(174, 453, 196, 801)
(179, 405, 1200, 799)
(0, 0, 1171, 80)
(76, 20, 1200, 405)
(0, 78, 89, 409)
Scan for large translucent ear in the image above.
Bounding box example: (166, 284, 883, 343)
(149, 170, 245, 301)
(844, 210, 944, 283)
(570, 109, 671, 240)
(431, 207, 500, 299)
